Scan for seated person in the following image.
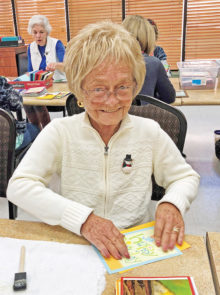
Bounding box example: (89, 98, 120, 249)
(122, 15, 175, 105)
(7, 21, 200, 260)
(25, 14, 66, 129)
(0, 76, 40, 151)
(148, 18, 171, 77)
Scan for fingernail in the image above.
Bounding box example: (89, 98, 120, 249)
(125, 252, 130, 259)
(103, 250, 110, 258)
(116, 254, 122, 260)
(155, 240, 161, 247)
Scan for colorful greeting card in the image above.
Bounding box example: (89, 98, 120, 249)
(94, 222, 187, 274)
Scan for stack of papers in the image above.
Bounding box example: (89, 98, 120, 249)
(21, 87, 47, 97)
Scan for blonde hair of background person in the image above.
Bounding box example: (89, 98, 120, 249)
(64, 21, 146, 102)
(122, 14, 156, 54)
(122, 15, 175, 105)
(8, 21, 199, 261)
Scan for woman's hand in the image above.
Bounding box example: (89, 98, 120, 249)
(46, 62, 57, 71)
(81, 213, 130, 260)
(46, 62, 64, 72)
(154, 202, 184, 251)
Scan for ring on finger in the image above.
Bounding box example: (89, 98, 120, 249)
(172, 226, 180, 233)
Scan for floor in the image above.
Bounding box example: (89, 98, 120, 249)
(1, 105, 220, 237)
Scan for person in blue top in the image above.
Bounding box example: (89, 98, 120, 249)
(25, 15, 66, 129)
(147, 18, 171, 77)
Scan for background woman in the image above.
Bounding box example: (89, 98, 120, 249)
(122, 15, 175, 105)
(25, 15, 66, 129)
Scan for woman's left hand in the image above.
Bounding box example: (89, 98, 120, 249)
(154, 202, 184, 251)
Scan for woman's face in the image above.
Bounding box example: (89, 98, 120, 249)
(32, 24, 48, 46)
(81, 60, 134, 133)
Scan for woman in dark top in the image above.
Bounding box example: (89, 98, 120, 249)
(122, 15, 175, 105)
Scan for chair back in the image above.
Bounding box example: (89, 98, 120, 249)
(129, 94, 187, 201)
(66, 94, 85, 116)
(0, 108, 18, 219)
(0, 108, 16, 197)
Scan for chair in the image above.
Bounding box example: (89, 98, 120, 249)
(129, 94, 187, 201)
(66, 93, 85, 116)
(0, 108, 18, 219)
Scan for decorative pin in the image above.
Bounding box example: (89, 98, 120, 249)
(122, 154, 133, 174)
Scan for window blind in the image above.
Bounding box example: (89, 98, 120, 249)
(185, 0, 220, 60)
(0, 1, 15, 36)
(14, 0, 67, 46)
(125, 0, 183, 69)
(68, 0, 122, 39)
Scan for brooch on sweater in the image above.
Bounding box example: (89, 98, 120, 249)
(122, 154, 133, 174)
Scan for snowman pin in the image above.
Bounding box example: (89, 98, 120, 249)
(122, 154, 133, 174)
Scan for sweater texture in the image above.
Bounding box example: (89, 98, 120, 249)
(7, 113, 200, 235)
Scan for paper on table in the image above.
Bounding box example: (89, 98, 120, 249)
(0, 237, 106, 295)
(94, 221, 190, 274)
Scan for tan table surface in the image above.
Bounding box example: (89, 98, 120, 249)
(206, 232, 220, 295)
(171, 77, 220, 105)
(0, 219, 215, 295)
(23, 82, 70, 106)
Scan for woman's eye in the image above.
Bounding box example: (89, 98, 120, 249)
(119, 85, 127, 90)
(94, 88, 104, 92)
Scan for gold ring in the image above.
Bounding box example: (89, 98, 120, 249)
(172, 226, 180, 233)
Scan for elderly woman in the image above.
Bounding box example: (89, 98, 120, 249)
(122, 15, 175, 104)
(25, 15, 66, 129)
(7, 21, 199, 260)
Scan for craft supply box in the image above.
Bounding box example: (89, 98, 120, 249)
(9, 79, 53, 89)
(177, 60, 220, 90)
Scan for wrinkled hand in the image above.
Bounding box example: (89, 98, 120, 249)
(154, 202, 184, 252)
(81, 213, 130, 260)
(46, 62, 57, 71)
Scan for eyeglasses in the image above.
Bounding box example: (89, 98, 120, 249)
(82, 85, 135, 102)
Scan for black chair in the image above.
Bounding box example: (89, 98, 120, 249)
(129, 94, 187, 201)
(66, 93, 85, 116)
(0, 108, 18, 219)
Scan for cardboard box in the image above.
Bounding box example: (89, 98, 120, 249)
(9, 79, 53, 89)
(177, 60, 220, 90)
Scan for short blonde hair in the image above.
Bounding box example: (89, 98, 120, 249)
(64, 21, 146, 100)
(122, 15, 156, 54)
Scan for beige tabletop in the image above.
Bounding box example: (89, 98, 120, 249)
(23, 82, 70, 106)
(206, 232, 220, 295)
(170, 77, 220, 105)
(0, 219, 215, 295)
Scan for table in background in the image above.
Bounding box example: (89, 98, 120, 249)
(206, 232, 220, 295)
(0, 219, 215, 295)
(23, 82, 70, 106)
(170, 77, 220, 105)
(0, 46, 27, 77)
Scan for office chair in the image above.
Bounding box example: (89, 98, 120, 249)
(0, 108, 18, 219)
(66, 93, 85, 116)
(129, 94, 187, 201)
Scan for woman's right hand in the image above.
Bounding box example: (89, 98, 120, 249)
(81, 213, 130, 260)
